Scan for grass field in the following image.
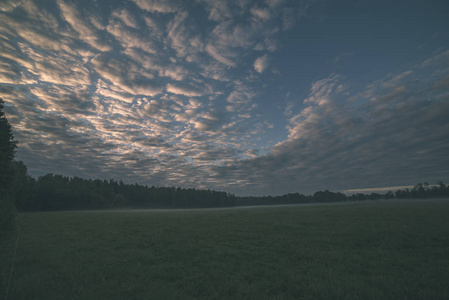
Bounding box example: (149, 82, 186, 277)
(6, 199, 449, 299)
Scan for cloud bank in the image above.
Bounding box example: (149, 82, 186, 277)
(0, 0, 448, 196)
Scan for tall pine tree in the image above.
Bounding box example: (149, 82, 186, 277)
(0, 97, 18, 293)
(0, 98, 17, 192)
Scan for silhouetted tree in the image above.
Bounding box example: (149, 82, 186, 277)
(0, 98, 17, 192)
(11, 161, 35, 211)
(384, 191, 395, 199)
(313, 190, 347, 202)
(0, 98, 18, 292)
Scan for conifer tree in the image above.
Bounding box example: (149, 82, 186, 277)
(0, 98, 17, 192)
(0, 97, 18, 293)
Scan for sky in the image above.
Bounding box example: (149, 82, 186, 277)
(1, 0, 448, 196)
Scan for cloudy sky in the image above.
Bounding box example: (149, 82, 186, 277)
(1, 0, 448, 196)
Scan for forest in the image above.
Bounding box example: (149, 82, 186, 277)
(9, 160, 449, 212)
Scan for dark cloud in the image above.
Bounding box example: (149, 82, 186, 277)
(210, 58, 449, 196)
(192, 110, 225, 132)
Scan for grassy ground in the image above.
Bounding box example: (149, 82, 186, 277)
(6, 199, 449, 299)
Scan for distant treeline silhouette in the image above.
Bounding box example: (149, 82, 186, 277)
(10, 161, 449, 212)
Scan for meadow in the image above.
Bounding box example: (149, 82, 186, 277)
(6, 199, 449, 299)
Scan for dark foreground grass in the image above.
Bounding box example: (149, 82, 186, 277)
(7, 199, 449, 299)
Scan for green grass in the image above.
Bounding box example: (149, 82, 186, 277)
(7, 199, 449, 299)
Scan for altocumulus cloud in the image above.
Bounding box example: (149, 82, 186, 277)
(0, 0, 448, 195)
(0, 0, 303, 189)
(213, 52, 449, 196)
(254, 54, 270, 73)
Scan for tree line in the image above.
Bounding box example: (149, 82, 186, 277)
(10, 163, 449, 212)
(12, 168, 235, 211)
